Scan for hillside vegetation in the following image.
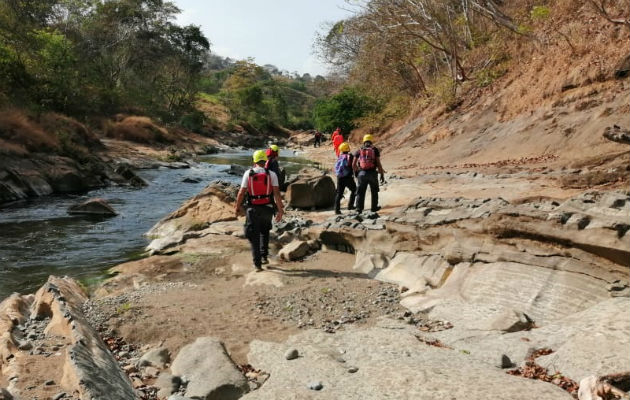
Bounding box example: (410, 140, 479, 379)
(195, 58, 339, 135)
(0, 0, 340, 156)
(313, 0, 629, 154)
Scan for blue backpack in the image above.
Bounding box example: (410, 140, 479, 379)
(334, 154, 351, 177)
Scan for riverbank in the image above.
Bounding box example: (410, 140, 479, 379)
(1, 137, 628, 399)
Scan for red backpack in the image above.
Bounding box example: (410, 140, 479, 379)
(358, 147, 376, 170)
(247, 169, 272, 205)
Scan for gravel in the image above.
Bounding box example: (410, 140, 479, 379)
(252, 283, 407, 333)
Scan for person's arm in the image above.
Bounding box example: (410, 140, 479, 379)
(352, 154, 359, 173)
(272, 186, 284, 222)
(235, 187, 247, 216)
(376, 157, 385, 176)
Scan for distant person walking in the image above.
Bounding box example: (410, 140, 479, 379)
(333, 142, 356, 215)
(265, 144, 285, 189)
(332, 128, 344, 157)
(352, 134, 385, 214)
(234, 150, 284, 271)
(314, 130, 322, 147)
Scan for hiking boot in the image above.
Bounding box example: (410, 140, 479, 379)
(334, 209, 342, 215)
(348, 205, 355, 210)
(261, 257, 269, 265)
(254, 264, 262, 272)
(371, 206, 381, 212)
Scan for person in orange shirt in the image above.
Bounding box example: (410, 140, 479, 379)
(332, 128, 344, 157)
(331, 127, 340, 145)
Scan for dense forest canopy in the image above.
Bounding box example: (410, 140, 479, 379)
(0, 0, 211, 120)
(0, 0, 339, 134)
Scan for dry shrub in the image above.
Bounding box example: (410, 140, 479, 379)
(105, 116, 173, 144)
(0, 138, 28, 156)
(0, 109, 59, 154)
(428, 128, 453, 144)
(39, 113, 102, 150)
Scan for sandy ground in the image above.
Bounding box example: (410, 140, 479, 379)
(90, 227, 406, 364)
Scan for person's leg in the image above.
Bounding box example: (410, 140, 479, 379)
(348, 177, 357, 210)
(355, 172, 368, 213)
(369, 171, 380, 211)
(259, 207, 273, 262)
(334, 177, 346, 213)
(245, 208, 262, 268)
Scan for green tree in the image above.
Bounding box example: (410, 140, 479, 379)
(312, 87, 379, 134)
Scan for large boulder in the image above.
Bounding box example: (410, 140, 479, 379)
(146, 181, 238, 253)
(286, 173, 335, 209)
(171, 337, 248, 400)
(0, 277, 135, 399)
(224, 164, 247, 177)
(114, 163, 148, 187)
(67, 198, 117, 216)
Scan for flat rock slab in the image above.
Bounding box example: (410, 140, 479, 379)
(171, 337, 248, 400)
(422, 298, 630, 383)
(243, 319, 572, 400)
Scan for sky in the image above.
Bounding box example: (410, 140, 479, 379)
(172, 0, 354, 76)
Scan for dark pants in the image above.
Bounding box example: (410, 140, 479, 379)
(335, 175, 356, 212)
(244, 205, 274, 267)
(356, 170, 379, 212)
(314, 137, 321, 147)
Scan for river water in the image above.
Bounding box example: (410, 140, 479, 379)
(0, 150, 315, 299)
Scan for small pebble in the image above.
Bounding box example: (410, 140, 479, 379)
(308, 381, 323, 391)
(53, 392, 66, 400)
(347, 366, 359, 373)
(284, 348, 299, 360)
(45, 380, 55, 386)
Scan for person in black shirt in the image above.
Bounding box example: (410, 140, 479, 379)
(352, 134, 385, 213)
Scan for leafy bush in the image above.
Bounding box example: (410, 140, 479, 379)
(429, 77, 459, 110)
(179, 111, 205, 133)
(531, 5, 551, 20)
(312, 87, 380, 134)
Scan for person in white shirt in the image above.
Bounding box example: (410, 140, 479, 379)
(234, 150, 284, 271)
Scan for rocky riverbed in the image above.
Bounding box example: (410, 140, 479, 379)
(1, 140, 629, 399)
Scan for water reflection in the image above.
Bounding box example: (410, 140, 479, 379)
(0, 151, 315, 299)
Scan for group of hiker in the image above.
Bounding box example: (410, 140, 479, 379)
(234, 128, 385, 271)
(331, 128, 385, 215)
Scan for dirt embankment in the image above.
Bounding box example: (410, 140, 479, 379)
(0, 111, 214, 204)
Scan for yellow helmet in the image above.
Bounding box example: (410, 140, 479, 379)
(252, 150, 268, 163)
(363, 134, 374, 143)
(339, 142, 350, 153)
(270, 144, 279, 153)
